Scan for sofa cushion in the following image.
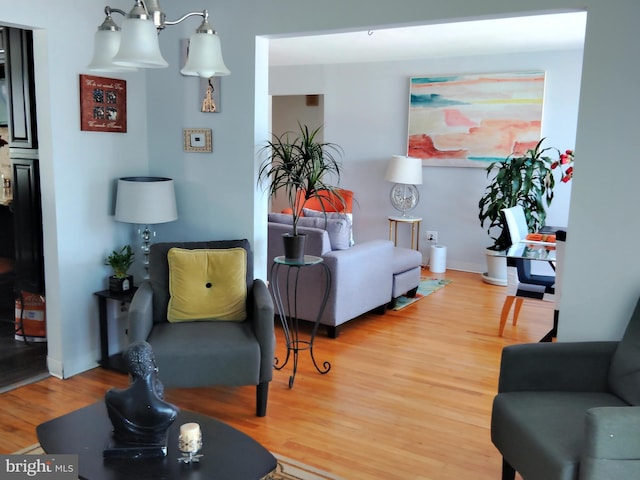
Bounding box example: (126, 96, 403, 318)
(608, 297, 640, 405)
(166, 247, 247, 322)
(268, 212, 351, 250)
(303, 208, 354, 246)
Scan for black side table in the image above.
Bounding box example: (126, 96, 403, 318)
(270, 255, 331, 388)
(94, 288, 137, 372)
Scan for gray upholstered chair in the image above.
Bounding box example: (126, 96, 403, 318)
(127, 239, 275, 417)
(491, 296, 640, 479)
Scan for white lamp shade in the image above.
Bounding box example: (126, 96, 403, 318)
(384, 155, 423, 185)
(180, 32, 230, 77)
(112, 17, 169, 68)
(115, 177, 178, 224)
(87, 29, 137, 72)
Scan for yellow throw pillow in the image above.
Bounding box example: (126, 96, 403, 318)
(167, 247, 247, 322)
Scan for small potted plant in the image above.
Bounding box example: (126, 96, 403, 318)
(258, 123, 345, 261)
(105, 245, 135, 293)
(478, 138, 574, 283)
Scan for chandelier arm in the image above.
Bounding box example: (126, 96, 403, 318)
(164, 10, 206, 27)
(105, 6, 127, 17)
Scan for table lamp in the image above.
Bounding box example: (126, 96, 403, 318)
(115, 176, 178, 278)
(384, 155, 423, 217)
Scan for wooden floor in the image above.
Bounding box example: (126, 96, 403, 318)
(0, 269, 553, 479)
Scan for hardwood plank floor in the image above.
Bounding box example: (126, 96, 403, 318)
(0, 269, 551, 479)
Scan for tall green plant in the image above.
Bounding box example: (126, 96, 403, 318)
(258, 123, 345, 236)
(478, 138, 574, 250)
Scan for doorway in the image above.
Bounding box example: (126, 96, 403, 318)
(0, 26, 47, 392)
(269, 94, 325, 213)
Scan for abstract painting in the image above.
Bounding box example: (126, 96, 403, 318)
(408, 72, 545, 167)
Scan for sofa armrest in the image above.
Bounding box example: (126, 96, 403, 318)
(323, 239, 394, 270)
(128, 281, 154, 343)
(322, 239, 394, 315)
(498, 341, 619, 393)
(581, 406, 640, 479)
(250, 279, 275, 382)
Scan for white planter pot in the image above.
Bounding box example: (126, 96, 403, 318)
(481, 248, 507, 286)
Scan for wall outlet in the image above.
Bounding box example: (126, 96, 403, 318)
(426, 231, 438, 243)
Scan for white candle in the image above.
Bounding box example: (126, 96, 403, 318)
(179, 422, 202, 453)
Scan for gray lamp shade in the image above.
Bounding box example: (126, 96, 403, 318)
(384, 155, 423, 185)
(115, 177, 178, 224)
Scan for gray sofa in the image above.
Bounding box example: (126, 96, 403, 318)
(491, 296, 640, 479)
(268, 214, 421, 337)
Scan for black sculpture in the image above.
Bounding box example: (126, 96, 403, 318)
(104, 341, 179, 458)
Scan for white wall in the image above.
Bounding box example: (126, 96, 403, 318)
(270, 49, 583, 272)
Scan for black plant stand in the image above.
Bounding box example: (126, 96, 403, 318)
(270, 255, 331, 388)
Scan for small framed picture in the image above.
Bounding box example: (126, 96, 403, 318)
(79, 74, 127, 133)
(183, 128, 212, 153)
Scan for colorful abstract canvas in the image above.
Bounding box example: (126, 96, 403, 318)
(408, 72, 545, 167)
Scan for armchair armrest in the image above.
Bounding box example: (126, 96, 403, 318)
(128, 281, 154, 343)
(250, 279, 275, 382)
(498, 341, 619, 393)
(581, 406, 640, 479)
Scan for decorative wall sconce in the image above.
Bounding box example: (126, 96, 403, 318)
(88, 0, 230, 78)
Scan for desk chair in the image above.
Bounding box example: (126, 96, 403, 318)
(499, 206, 555, 337)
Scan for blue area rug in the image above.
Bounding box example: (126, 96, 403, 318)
(392, 277, 453, 311)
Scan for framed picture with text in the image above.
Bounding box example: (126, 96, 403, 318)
(79, 74, 127, 133)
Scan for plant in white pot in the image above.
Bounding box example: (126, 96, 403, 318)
(478, 138, 574, 285)
(258, 123, 345, 262)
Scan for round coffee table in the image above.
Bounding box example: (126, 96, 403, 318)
(36, 401, 277, 480)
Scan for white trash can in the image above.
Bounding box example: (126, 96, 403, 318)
(430, 245, 447, 273)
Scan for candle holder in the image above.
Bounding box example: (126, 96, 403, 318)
(178, 423, 203, 464)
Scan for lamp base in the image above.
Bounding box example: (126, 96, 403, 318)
(390, 183, 419, 215)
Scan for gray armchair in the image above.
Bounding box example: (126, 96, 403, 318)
(491, 297, 640, 479)
(127, 239, 275, 417)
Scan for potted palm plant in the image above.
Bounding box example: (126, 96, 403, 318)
(478, 138, 574, 284)
(105, 245, 135, 293)
(258, 123, 345, 261)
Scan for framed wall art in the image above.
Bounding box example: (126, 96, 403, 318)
(183, 128, 212, 153)
(408, 71, 545, 167)
(79, 74, 127, 133)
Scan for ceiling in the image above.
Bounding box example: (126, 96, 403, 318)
(269, 12, 587, 66)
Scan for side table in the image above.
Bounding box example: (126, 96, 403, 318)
(94, 288, 137, 372)
(388, 215, 422, 251)
(270, 255, 331, 388)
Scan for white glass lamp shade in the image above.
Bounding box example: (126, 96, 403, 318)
(88, 29, 137, 72)
(112, 17, 169, 68)
(115, 177, 178, 224)
(384, 155, 423, 185)
(180, 32, 230, 77)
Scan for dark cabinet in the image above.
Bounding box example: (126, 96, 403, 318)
(4, 28, 38, 151)
(4, 26, 43, 296)
(12, 158, 43, 294)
